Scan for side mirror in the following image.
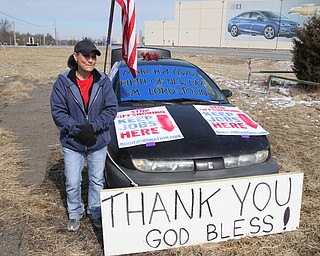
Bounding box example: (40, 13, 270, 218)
(221, 89, 232, 98)
(257, 15, 264, 21)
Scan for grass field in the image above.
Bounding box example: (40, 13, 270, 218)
(0, 46, 319, 255)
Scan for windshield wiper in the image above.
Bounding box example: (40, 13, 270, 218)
(163, 98, 223, 105)
(120, 98, 228, 106)
(120, 100, 160, 105)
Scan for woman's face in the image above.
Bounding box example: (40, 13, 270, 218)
(73, 51, 97, 73)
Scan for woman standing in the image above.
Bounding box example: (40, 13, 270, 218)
(50, 39, 118, 231)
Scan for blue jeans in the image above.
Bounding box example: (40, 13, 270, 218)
(62, 146, 107, 220)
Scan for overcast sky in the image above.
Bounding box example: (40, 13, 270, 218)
(0, 0, 195, 41)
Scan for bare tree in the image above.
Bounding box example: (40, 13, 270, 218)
(0, 18, 12, 43)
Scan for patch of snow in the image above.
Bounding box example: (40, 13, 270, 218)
(212, 74, 318, 109)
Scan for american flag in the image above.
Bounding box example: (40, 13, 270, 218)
(116, 0, 137, 77)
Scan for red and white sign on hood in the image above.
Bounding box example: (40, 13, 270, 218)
(193, 105, 269, 136)
(115, 106, 184, 148)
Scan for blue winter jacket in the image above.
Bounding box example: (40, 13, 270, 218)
(50, 68, 118, 153)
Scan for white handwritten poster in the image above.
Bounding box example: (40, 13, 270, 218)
(114, 106, 184, 148)
(193, 105, 269, 136)
(101, 173, 303, 256)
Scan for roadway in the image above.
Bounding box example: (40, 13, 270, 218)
(163, 46, 292, 61)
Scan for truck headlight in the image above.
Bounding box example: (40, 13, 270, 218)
(132, 159, 194, 172)
(224, 150, 269, 168)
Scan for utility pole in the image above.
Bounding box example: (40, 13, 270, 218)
(162, 20, 165, 47)
(178, 2, 181, 47)
(54, 19, 58, 46)
(12, 21, 17, 46)
(275, 0, 284, 50)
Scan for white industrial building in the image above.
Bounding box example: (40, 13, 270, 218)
(144, 0, 316, 50)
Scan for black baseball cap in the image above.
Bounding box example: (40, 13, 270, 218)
(74, 39, 101, 56)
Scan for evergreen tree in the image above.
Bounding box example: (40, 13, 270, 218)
(291, 15, 320, 85)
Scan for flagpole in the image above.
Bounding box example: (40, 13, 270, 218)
(104, 0, 116, 74)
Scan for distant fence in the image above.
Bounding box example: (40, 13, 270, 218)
(248, 70, 295, 84)
(267, 75, 320, 93)
(248, 70, 320, 94)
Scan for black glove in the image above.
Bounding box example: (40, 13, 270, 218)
(84, 134, 97, 147)
(75, 125, 96, 146)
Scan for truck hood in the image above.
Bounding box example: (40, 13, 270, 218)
(109, 104, 270, 160)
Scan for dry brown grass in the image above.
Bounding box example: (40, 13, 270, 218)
(0, 46, 319, 255)
(1, 81, 35, 101)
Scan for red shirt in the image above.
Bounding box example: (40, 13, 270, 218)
(77, 74, 93, 107)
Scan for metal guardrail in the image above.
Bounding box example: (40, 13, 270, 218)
(248, 70, 295, 83)
(248, 70, 320, 94)
(267, 75, 320, 93)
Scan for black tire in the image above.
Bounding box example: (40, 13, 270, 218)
(263, 26, 276, 39)
(230, 25, 239, 37)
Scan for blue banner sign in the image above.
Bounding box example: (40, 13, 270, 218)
(119, 65, 211, 101)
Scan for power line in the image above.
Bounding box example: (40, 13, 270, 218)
(8, 0, 54, 22)
(0, 10, 53, 29)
